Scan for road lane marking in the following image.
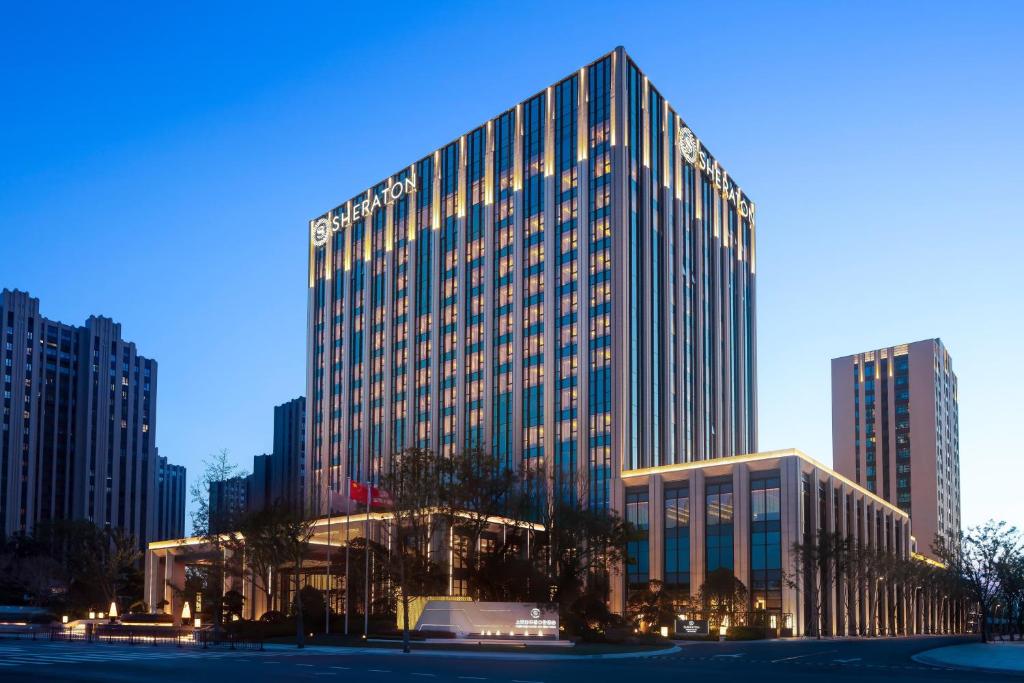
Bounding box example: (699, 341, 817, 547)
(834, 657, 862, 663)
(411, 674, 436, 678)
(712, 653, 745, 658)
(330, 666, 351, 670)
(771, 649, 836, 663)
(368, 669, 391, 673)
(457, 677, 486, 680)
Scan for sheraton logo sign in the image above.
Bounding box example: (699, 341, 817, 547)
(678, 124, 755, 222)
(312, 175, 418, 247)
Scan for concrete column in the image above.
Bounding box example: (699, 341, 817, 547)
(779, 457, 800, 634)
(609, 475, 626, 614)
(649, 474, 664, 583)
(144, 550, 159, 613)
(731, 464, 750, 597)
(164, 551, 185, 625)
(689, 469, 706, 604)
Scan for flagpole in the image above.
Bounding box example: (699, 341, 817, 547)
(325, 476, 332, 636)
(344, 476, 351, 636)
(364, 483, 372, 639)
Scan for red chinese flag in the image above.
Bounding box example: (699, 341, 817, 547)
(349, 481, 393, 510)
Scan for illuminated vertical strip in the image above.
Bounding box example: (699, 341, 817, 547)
(610, 51, 617, 147)
(324, 211, 333, 279)
(385, 187, 394, 252)
(544, 86, 554, 177)
(364, 208, 372, 262)
(458, 134, 467, 217)
(513, 103, 523, 191)
(749, 203, 756, 273)
(308, 220, 316, 287)
(432, 150, 441, 229)
(343, 200, 353, 271)
(485, 120, 494, 206)
(577, 68, 587, 162)
(642, 76, 649, 167)
(408, 166, 418, 242)
(663, 101, 671, 188)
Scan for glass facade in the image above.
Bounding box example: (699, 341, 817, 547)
(749, 473, 781, 610)
(625, 487, 649, 588)
(663, 483, 690, 591)
(705, 478, 734, 572)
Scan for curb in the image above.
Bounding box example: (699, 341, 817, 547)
(912, 649, 1024, 677)
(262, 643, 682, 661)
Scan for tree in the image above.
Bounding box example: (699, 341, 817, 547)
(33, 519, 142, 613)
(534, 470, 637, 612)
(785, 531, 851, 638)
(626, 579, 677, 632)
(237, 506, 287, 619)
(997, 550, 1024, 640)
(379, 447, 446, 653)
(698, 568, 748, 630)
(273, 509, 315, 648)
(934, 520, 1021, 642)
(188, 449, 247, 635)
(440, 448, 525, 599)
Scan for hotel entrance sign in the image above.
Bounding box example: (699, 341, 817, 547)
(312, 175, 418, 247)
(675, 618, 710, 636)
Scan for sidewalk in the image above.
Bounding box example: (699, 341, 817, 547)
(261, 641, 681, 661)
(914, 640, 1024, 675)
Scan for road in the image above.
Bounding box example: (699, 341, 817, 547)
(0, 635, 1011, 682)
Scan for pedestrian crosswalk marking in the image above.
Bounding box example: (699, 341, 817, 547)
(0, 642, 284, 668)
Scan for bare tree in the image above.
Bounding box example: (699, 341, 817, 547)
(277, 511, 316, 648)
(785, 531, 851, 638)
(188, 449, 247, 635)
(935, 520, 1021, 642)
(379, 447, 446, 653)
(440, 447, 525, 599)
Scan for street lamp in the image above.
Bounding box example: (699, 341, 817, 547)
(109, 601, 118, 622)
(181, 601, 192, 624)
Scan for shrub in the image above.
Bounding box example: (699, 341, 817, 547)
(259, 610, 286, 624)
(726, 625, 769, 640)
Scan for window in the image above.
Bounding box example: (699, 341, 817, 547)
(705, 479, 734, 572)
(664, 484, 690, 590)
(625, 487, 649, 588)
(750, 474, 782, 611)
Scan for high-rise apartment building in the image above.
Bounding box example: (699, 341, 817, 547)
(271, 397, 305, 512)
(155, 455, 186, 540)
(305, 47, 757, 515)
(831, 338, 961, 559)
(246, 452, 272, 513)
(1, 288, 182, 548)
(208, 475, 247, 534)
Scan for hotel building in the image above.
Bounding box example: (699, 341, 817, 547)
(145, 48, 937, 638)
(1, 288, 182, 549)
(621, 449, 913, 636)
(305, 45, 757, 518)
(832, 339, 961, 560)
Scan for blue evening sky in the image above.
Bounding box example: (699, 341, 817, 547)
(2, 2, 1020, 527)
